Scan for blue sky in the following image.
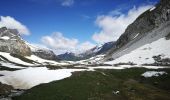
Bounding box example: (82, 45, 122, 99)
(0, 0, 159, 54)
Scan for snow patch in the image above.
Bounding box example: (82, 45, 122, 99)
(0, 52, 34, 66)
(87, 65, 168, 70)
(150, 6, 156, 11)
(0, 36, 10, 40)
(0, 62, 25, 69)
(26, 55, 68, 65)
(133, 33, 140, 39)
(142, 71, 167, 78)
(0, 67, 86, 89)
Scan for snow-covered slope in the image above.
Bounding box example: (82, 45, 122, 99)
(25, 55, 68, 65)
(0, 51, 70, 69)
(27, 43, 59, 61)
(105, 37, 170, 65)
(0, 52, 35, 66)
(104, 0, 170, 66)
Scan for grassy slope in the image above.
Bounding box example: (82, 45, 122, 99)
(13, 68, 170, 100)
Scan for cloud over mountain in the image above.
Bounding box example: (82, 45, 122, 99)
(41, 32, 95, 54)
(92, 5, 153, 43)
(0, 16, 30, 35)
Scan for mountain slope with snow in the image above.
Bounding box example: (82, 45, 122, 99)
(104, 0, 170, 66)
(27, 43, 59, 61)
(105, 37, 170, 65)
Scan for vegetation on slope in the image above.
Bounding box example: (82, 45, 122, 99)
(13, 68, 170, 100)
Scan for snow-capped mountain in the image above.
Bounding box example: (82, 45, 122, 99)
(57, 41, 115, 61)
(105, 0, 170, 65)
(79, 41, 116, 57)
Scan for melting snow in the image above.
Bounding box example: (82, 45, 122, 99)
(0, 36, 10, 40)
(0, 63, 168, 89)
(0, 62, 25, 69)
(26, 55, 68, 65)
(87, 65, 168, 70)
(141, 71, 167, 78)
(0, 52, 34, 66)
(0, 67, 86, 89)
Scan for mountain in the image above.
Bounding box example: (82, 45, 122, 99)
(27, 43, 59, 61)
(0, 27, 31, 56)
(0, 27, 59, 61)
(105, 0, 170, 65)
(78, 41, 116, 58)
(57, 41, 115, 61)
(57, 52, 81, 61)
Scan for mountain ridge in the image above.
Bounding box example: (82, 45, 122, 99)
(105, 0, 170, 61)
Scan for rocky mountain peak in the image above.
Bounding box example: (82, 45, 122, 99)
(0, 27, 20, 38)
(0, 27, 31, 56)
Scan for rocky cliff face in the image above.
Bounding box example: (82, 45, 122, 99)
(116, 0, 170, 48)
(106, 0, 170, 60)
(0, 27, 31, 56)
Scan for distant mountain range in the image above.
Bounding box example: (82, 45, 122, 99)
(57, 41, 116, 61)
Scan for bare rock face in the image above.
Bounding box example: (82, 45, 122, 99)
(0, 27, 31, 56)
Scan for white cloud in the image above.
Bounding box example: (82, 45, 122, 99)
(78, 41, 95, 53)
(41, 32, 78, 50)
(0, 16, 30, 35)
(41, 32, 95, 54)
(61, 0, 74, 7)
(92, 5, 153, 43)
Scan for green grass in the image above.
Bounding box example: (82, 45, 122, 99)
(13, 68, 170, 100)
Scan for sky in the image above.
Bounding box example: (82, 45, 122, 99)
(0, 0, 159, 54)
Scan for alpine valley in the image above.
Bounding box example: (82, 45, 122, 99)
(0, 0, 170, 100)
